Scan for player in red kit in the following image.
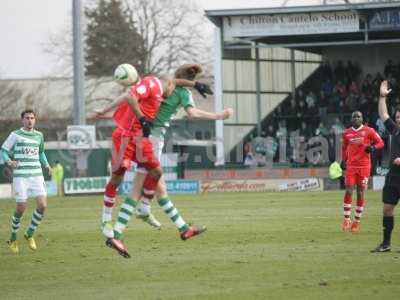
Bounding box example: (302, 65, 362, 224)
(93, 66, 212, 257)
(341, 111, 384, 233)
(100, 74, 174, 257)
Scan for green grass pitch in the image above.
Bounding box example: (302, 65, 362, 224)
(1, 191, 400, 299)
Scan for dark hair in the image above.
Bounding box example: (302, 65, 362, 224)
(21, 109, 35, 118)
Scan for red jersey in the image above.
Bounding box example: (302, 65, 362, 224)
(113, 76, 163, 135)
(341, 125, 384, 168)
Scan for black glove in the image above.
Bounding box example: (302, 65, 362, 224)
(139, 117, 152, 138)
(194, 82, 213, 98)
(365, 145, 375, 154)
(340, 161, 346, 171)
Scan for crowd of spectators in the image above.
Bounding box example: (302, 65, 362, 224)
(244, 59, 400, 167)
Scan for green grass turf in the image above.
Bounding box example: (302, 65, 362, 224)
(0, 191, 399, 300)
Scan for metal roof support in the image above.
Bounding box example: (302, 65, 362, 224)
(255, 43, 262, 137)
(213, 27, 225, 166)
(223, 38, 400, 50)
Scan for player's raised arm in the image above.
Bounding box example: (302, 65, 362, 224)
(93, 93, 130, 119)
(185, 107, 233, 120)
(379, 80, 398, 135)
(379, 80, 391, 122)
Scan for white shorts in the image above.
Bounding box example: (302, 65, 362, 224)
(136, 135, 164, 174)
(13, 176, 47, 202)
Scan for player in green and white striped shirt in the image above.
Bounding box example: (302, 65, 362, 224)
(1, 110, 52, 254)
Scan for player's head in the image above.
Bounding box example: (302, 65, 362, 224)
(394, 106, 400, 126)
(21, 109, 36, 130)
(175, 64, 203, 80)
(351, 111, 363, 128)
(159, 74, 175, 98)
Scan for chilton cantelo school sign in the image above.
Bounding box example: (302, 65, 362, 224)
(223, 11, 359, 38)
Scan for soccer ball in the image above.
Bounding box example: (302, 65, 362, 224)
(114, 63, 139, 86)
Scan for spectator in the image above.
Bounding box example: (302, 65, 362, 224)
(252, 133, 271, 167)
(334, 60, 346, 82)
(321, 60, 333, 81)
(348, 80, 360, 96)
(264, 128, 279, 164)
(297, 100, 307, 118)
(345, 91, 359, 111)
(305, 90, 316, 108)
(331, 117, 344, 136)
(384, 59, 396, 78)
(315, 122, 329, 137)
(335, 81, 347, 100)
(361, 74, 374, 99)
(51, 160, 64, 196)
(243, 140, 255, 167)
(296, 88, 306, 102)
(276, 120, 288, 140)
(299, 121, 312, 138)
(322, 79, 334, 98)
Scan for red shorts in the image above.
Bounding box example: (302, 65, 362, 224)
(127, 136, 160, 171)
(111, 128, 134, 176)
(345, 167, 370, 188)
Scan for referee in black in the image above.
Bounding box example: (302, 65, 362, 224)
(372, 80, 400, 252)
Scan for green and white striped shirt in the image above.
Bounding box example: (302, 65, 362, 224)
(1, 128, 48, 178)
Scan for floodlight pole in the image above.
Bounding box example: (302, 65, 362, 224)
(214, 27, 225, 166)
(255, 43, 262, 137)
(72, 0, 86, 125)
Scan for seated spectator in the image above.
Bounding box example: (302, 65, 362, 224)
(334, 60, 346, 82)
(299, 121, 312, 137)
(321, 60, 333, 81)
(384, 59, 396, 78)
(296, 88, 305, 102)
(331, 117, 344, 136)
(315, 122, 329, 137)
(318, 90, 328, 116)
(252, 135, 268, 167)
(276, 120, 288, 140)
(305, 90, 316, 108)
(348, 80, 360, 95)
(243, 140, 255, 167)
(307, 98, 318, 116)
(287, 99, 297, 116)
(322, 79, 334, 98)
(361, 74, 374, 99)
(297, 100, 307, 118)
(265, 128, 278, 164)
(359, 94, 370, 113)
(345, 91, 359, 111)
(335, 81, 347, 100)
(346, 60, 360, 81)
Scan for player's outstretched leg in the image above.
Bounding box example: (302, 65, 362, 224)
(157, 197, 206, 240)
(105, 238, 131, 258)
(102, 181, 118, 231)
(113, 197, 137, 239)
(135, 204, 162, 230)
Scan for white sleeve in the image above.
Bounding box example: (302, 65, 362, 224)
(1, 132, 17, 152)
